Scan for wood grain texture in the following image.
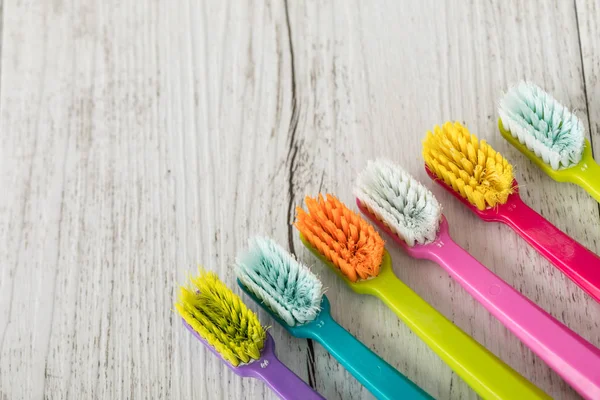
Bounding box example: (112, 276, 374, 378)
(0, 1, 598, 400)
(576, 0, 600, 165)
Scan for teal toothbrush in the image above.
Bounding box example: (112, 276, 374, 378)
(236, 237, 432, 400)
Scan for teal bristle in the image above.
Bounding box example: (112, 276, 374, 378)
(236, 237, 324, 326)
(498, 81, 585, 170)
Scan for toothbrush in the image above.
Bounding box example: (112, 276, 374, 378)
(355, 159, 600, 400)
(295, 194, 549, 400)
(498, 81, 600, 202)
(235, 236, 432, 400)
(175, 268, 324, 400)
(423, 121, 600, 304)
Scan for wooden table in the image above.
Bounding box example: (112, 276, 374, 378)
(1, 1, 599, 399)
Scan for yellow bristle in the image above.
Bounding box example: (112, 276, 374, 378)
(175, 268, 266, 367)
(423, 121, 515, 210)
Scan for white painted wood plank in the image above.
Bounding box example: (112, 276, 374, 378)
(0, 1, 598, 400)
(0, 1, 306, 399)
(576, 0, 600, 171)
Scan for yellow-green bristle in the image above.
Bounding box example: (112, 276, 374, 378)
(175, 268, 267, 366)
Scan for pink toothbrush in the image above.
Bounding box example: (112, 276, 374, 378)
(355, 159, 600, 400)
(423, 121, 600, 304)
(426, 167, 600, 304)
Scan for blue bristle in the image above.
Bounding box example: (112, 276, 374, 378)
(236, 237, 324, 326)
(499, 81, 585, 170)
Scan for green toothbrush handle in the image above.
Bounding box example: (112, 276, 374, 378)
(500, 120, 600, 203)
(361, 262, 549, 400)
(299, 235, 548, 399)
(309, 311, 432, 400)
(572, 158, 600, 203)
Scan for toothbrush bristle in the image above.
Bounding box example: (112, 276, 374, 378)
(236, 237, 324, 326)
(499, 81, 584, 170)
(355, 159, 442, 246)
(295, 194, 384, 282)
(423, 121, 515, 210)
(175, 268, 266, 366)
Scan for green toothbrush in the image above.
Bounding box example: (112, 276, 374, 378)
(295, 194, 549, 400)
(498, 81, 600, 202)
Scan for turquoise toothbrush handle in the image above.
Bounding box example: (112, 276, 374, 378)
(237, 282, 431, 399)
(310, 311, 432, 400)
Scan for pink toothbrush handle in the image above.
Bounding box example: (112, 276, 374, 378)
(424, 166, 600, 302)
(497, 195, 600, 303)
(426, 232, 600, 399)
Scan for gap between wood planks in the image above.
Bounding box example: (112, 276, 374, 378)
(282, 0, 318, 390)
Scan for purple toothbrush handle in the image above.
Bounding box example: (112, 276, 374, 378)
(242, 334, 325, 400)
(183, 321, 323, 400)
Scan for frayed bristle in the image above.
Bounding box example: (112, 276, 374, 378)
(499, 82, 584, 170)
(236, 237, 324, 326)
(294, 194, 385, 282)
(175, 268, 266, 366)
(355, 159, 442, 246)
(423, 121, 515, 210)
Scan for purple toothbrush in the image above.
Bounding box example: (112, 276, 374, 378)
(184, 322, 322, 399)
(176, 269, 323, 400)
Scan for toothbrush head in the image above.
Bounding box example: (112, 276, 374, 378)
(355, 159, 442, 247)
(236, 237, 324, 327)
(423, 121, 515, 210)
(294, 194, 385, 282)
(175, 268, 266, 367)
(498, 81, 585, 170)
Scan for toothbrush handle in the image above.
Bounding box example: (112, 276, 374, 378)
(309, 312, 432, 400)
(248, 353, 325, 400)
(427, 237, 600, 400)
(573, 159, 600, 203)
(370, 270, 549, 400)
(497, 195, 600, 303)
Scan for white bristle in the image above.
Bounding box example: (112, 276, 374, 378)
(499, 81, 585, 170)
(354, 159, 442, 247)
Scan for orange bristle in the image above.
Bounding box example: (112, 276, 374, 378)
(294, 194, 385, 282)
